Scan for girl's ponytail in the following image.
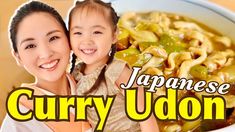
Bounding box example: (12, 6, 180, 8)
(70, 53, 77, 73)
(84, 44, 116, 95)
(107, 44, 116, 64)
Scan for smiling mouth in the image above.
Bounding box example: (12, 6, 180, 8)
(81, 49, 97, 55)
(39, 59, 59, 70)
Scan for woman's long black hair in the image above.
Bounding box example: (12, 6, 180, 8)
(9, 1, 68, 53)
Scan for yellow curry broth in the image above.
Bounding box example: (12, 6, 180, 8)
(116, 11, 235, 131)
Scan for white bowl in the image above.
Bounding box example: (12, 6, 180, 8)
(112, 0, 235, 131)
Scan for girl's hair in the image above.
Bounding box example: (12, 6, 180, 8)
(9, 1, 68, 53)
(69, 0, 119, 94)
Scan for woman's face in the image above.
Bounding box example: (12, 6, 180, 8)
(14, 12, 70, 83)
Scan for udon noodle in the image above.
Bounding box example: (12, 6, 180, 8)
(115, 11, 235, 131)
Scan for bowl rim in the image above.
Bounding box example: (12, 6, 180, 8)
(183, 0, 235, 23)
(111, 0, 235, 23)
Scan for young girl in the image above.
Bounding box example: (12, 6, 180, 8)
(69, 0, 159, 131)
(1, 1, 90, 132)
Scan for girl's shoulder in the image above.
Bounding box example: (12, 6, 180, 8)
(105, 58, 128, 84)
(107, 58, 127, 68)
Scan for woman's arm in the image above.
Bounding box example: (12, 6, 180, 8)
(116, 66, 160, 132)
(82, 121, 92, 132)
(0, 113, 52, 132)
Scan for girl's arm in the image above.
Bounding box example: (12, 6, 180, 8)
(116, 66, 160, 132)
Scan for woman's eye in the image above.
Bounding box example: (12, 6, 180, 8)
(49, 36, 59, 42)
(93, 31, 102, 34)
(25, 44, 36, 49)
(74, 32, 82, 35)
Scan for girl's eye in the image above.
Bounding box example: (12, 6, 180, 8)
(49, 36, 60, 42)
(93, 31, 102, 34)
(74, 32, 82, 35)
(25, 44, 36, 50)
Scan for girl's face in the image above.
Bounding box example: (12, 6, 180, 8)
(14, 12, 70, 83)
(70, 9, 117, 66)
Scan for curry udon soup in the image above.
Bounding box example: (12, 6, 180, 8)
(115, 11, 235, 131)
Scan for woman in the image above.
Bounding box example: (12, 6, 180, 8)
(1, 1, 90, 132)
